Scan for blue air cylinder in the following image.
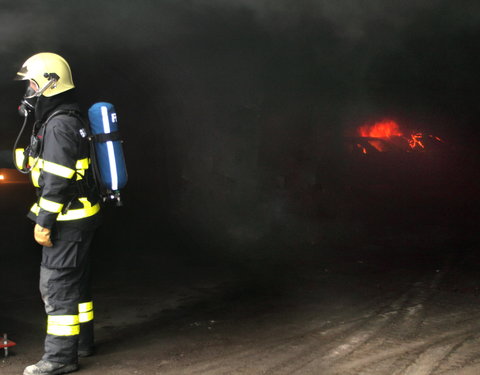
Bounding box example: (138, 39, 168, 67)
(87, 102, 127, 203)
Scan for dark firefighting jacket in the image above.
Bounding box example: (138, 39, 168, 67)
(18, 100, 101, 239)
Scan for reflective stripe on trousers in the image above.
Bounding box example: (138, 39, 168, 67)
(46, 301, 94, 336)
(79, 301, 94, 323)
(40, 231, 95, 363)
(47, 315, 80, 336)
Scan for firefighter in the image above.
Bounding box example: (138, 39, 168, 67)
(14, 53, 101, 375)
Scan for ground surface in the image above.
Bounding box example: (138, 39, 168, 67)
(1, 184, 480, 375)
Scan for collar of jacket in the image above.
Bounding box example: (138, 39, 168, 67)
(34, 89, 80, 123)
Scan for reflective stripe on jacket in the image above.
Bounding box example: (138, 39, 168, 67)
(16, 109, 100, 228)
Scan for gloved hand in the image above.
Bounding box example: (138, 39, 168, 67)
(34, 224, 53, 247)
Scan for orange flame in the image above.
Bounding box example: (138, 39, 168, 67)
(358, 120, 403, 138)
(409, 133, 425, 149)
(355, 119, 443, 154)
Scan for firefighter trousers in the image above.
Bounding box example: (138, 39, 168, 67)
(39, 230, 95, 364)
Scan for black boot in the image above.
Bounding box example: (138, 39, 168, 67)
(23, 360, 78, 375)
(78, 346, 95, 357)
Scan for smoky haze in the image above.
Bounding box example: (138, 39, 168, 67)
(1, 0, 480, 257)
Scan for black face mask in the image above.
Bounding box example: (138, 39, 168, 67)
(18, 86, 37, 117)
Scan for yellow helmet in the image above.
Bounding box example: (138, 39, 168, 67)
(15, 52, 75, 97)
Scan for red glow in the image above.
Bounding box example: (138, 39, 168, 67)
(356, 144, 368, 154)
(358, 120, 403, 138)
(409, 133, 425, 149)
(431, 135, 445, 143)
(355, 119, 444, 154)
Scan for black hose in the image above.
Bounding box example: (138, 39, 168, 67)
(11, 113, 31, 174)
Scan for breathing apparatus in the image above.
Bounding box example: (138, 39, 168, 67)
(18, 86, 37, 117)
(13, 84, 50, 174)
(13, 53, 74, 174)
(12, 52, 128, 205)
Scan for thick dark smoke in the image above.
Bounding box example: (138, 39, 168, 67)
(1, 0, 480, 257)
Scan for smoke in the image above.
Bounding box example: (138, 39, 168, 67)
(1, 0, 480, 255)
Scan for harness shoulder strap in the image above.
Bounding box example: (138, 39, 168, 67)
(48, 110, 104, 200)
(45, 109, 84, 124)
